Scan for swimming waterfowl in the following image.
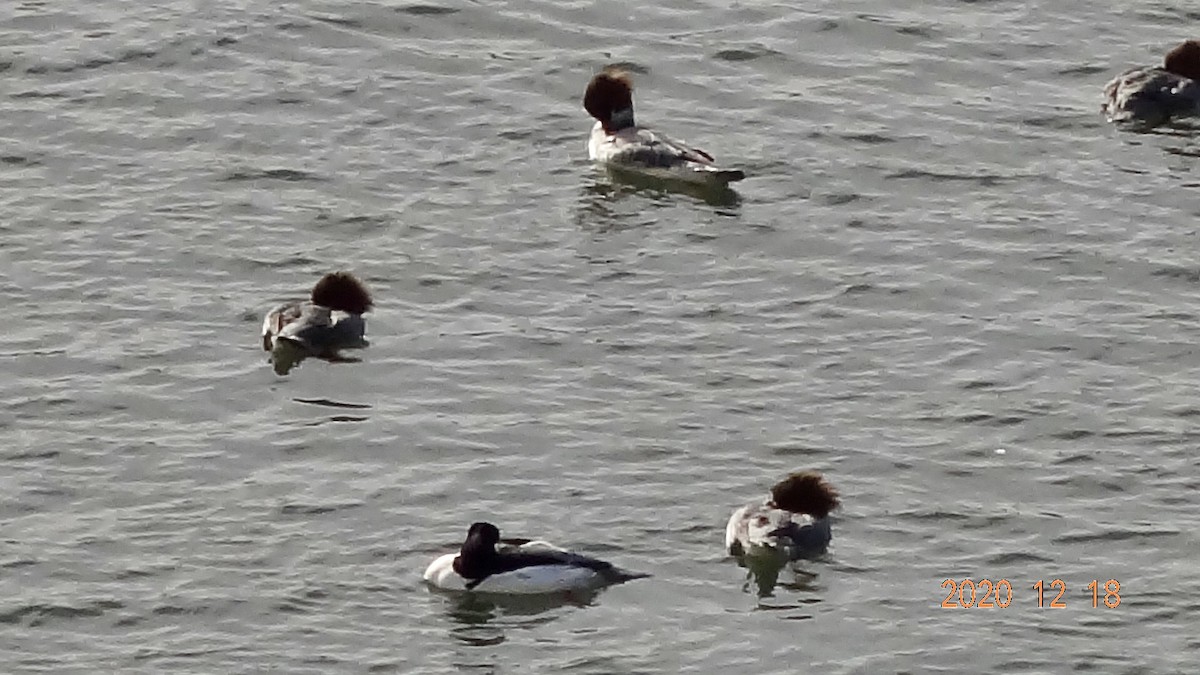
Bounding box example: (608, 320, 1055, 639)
(261, 271, 372, 360)
(1103, 39, 1200, 128)
(424, 522, 650, 594)
(583, 67, 746, 185)
(726, 471, 840, 560)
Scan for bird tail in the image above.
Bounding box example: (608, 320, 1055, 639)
(604, 567, 652, 584)
(709, 168, 746, 184)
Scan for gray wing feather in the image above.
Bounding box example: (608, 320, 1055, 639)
(612, 128, 716, 168)
(1104, 67, 1200, 126)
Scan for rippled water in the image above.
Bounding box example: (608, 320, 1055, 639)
(2, 0, 1199, 672)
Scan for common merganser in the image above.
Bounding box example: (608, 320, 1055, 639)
(583, 67, 746, 185)
(261, 271, 372, 361)
(423, 522, 650, 594)
(1103, 39, 1200, 128)
(726, 471, 840, 560)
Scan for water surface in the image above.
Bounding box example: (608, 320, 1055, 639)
(2, 0, 1198, 672)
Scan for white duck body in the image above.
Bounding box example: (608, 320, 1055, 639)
(588, 121, 745, 186)
(423, 524, 649, 595)
(423, 551, 605, 594)
(725, 499, 832, 560)
(261, 302, 369, 356)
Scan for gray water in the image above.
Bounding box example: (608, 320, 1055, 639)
(2, 0, 1199, 672)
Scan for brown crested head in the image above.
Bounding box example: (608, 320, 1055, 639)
(310, 271, 372, 314)
(1164, 40, 1200, 81)
(769, 471, 840, 519)
(583, 67, 635, 129)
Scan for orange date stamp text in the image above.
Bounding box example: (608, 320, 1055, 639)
(940, 578, 1121, 608)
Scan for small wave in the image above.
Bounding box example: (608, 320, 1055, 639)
(0, 600, 124, 627)
(1055, 528, 1180, 544)
(396, 4, 460, 15)
(280, 502, 363, 515)
(292, 398, 372, 409)
(222, 168, 324, 183)
(711, 47, 780, 63)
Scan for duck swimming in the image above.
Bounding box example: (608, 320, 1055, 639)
(1103, 39, 1200, 128)
(261, 271, 372, 363)
(725, 471, 840, 560)
(423, 522, 650, 594)
(583, 67, 746, 185)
